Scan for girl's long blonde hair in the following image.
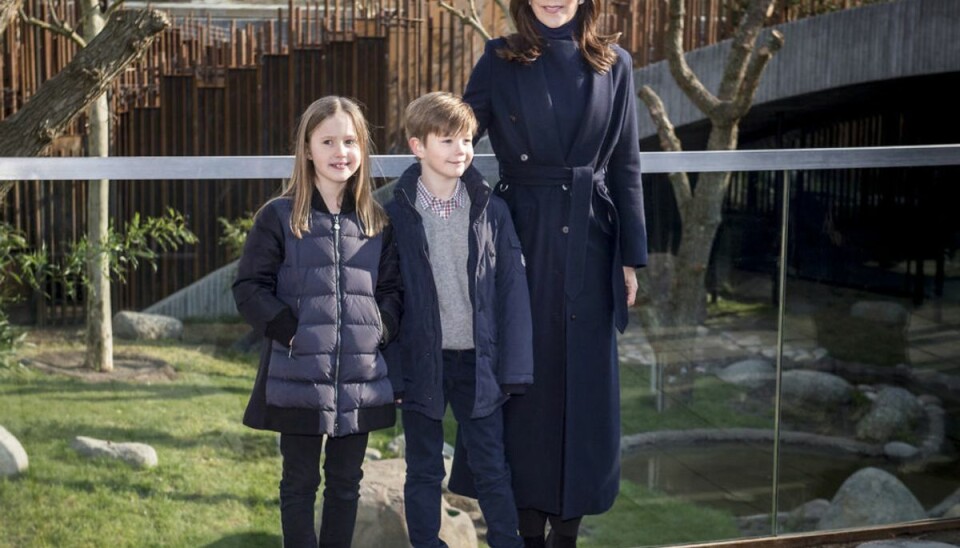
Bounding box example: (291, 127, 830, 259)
(283, 96, 387, 238)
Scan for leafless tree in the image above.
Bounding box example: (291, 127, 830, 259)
(0, 7, 169, 371)
(636, 0, 784, 408)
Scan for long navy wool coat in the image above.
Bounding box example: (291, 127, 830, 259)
(457, 37, 648, 519)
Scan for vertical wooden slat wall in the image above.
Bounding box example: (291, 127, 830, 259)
(1, 0, 883, 323)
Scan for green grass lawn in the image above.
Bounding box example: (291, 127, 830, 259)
(1, 322, 755, 547)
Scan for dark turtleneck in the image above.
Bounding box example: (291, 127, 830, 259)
(534, 15, 590, 158)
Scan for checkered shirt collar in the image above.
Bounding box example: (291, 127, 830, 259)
(416, 177, 465, 220)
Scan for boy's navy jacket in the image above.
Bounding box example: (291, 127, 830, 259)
(233, 188, 402, 436)
(383, 162, 534, 420)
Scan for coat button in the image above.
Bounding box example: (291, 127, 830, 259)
(570, 314, 577, 320)
(561, 226, 569, 234)
(509, 114, 517, 123)
(561, 184, 569, 191)
(520, 154, 529, 162)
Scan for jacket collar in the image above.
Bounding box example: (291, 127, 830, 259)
(311, 185, 356, 214)
(395, 163, 491, 212)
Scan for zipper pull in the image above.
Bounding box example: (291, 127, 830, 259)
(333, 214, 340, 231)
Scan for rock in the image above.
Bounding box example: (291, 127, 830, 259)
(324, 458, 477, 548)
(884, 441, 919, 460)
(928, 487, 960, 518)
(812, 347, 829, 361)
(781, 370, 854, 409)
(387, 434, 405, 457)
(113, 311, 183, 341)
(855, 387, 923, 443)
(717, 359, 775, 389)
(944, 504, 960, 519)
(850, 301, 909, 326)
(365, 448, 382, 461)
(784, 499, 830, 532)
(442, 442, 455, 459)
(918, 394, 943, 407)
(445, 492, 486, 543)
(816, 467, 925, 530)
(0, 425, 29, 477)
(70, 436, 158, 469)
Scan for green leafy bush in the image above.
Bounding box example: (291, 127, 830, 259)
(218, 213, 255, 260)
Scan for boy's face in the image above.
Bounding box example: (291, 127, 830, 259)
(410, 131, 474, 186)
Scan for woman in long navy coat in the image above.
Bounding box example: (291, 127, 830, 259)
(457, 0, 648, 544)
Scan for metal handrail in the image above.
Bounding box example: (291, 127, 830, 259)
(1, 145, 957, 181)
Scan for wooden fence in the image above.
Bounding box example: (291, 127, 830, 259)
(1, 0, 888, 323)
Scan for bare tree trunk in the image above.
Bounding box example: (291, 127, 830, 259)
(637, 0, 783, 410)
(0, 9, 169, 204)
(81, 0, 112, 372)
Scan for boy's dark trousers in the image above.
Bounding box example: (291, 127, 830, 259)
(279, 432, 369, 548)
(403, 349, 523, 548)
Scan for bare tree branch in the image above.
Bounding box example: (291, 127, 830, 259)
(0, 0, 23, 37)
(20, 7, 86, 47)
(439, 0, 491, 41)
(104, 0, 126, 19)
(734, 29, 784, 117)
(665, 0, 720, 117)
(492, 0, 514, 33)
(638, 85, 693, 222)
(0, 9, 167, 162)
(717, 0, 776, 101)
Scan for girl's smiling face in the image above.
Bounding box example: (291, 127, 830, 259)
(306, 111, 361, 190)
(530, 0, 578, 29)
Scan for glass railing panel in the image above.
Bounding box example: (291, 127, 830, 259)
(597, 170, 782, 547)
(778, 165, 960, 536)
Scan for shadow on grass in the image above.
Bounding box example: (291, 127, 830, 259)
(18, 419, 276, 458)
(4, 379, 249, 401)
(202, 532, 281, 547)
(55, 477, 280, 509)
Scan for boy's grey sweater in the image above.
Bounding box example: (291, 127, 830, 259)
(416, 194, 474, 350)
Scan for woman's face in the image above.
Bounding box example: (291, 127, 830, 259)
(530, 0, 579, 29)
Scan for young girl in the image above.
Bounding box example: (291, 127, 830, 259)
(233, 96, 402, 547)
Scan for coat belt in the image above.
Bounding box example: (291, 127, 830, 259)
(499, 164, 607, 302)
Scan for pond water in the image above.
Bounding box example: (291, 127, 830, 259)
(621, 444, 958, 518)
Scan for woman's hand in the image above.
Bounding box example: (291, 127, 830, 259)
(623, 266, 638, 306)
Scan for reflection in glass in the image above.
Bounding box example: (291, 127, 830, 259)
(779, 167, 960, 534)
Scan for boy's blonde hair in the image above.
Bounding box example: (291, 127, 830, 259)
(404, 92, 478, 143)
(282, 96, 387, 238)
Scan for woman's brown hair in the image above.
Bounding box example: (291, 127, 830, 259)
(498, 0, 619, 74)
(281, 96, 387, 239)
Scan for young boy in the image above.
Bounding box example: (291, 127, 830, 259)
(384, 91, 533, 548)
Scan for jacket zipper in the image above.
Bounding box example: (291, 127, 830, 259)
(333, 214, 342, 436)
(290, 238, 303, 359)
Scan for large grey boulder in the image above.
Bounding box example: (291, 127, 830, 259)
(321, 458, 477, 548)
(70, 436, 158, 469)
(856, 387, 923, 443)
(717, 359, 775, 389)
(781, 370, 854, 409)
(0, 425, 28, 477)
(113, 311, 183, 341)
(817, 467, 925, 530)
